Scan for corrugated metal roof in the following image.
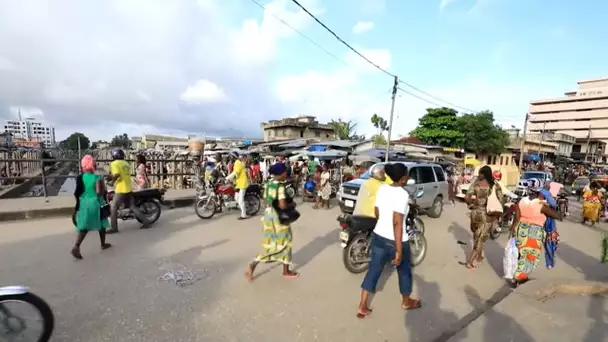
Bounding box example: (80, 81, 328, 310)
(317, 140, 371, 148)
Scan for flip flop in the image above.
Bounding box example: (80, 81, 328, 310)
(402, 299, 422, 310)
(282, 272, 299, 279)
(356, 308, 373, 319)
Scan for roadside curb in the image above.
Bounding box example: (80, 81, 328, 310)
(0, 197, 197, 223)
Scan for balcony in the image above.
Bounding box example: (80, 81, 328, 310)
(541, 132, 576, 144)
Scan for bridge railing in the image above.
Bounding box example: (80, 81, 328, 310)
(0, 157, 201, 198)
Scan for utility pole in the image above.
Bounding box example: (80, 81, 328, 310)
(385, 76, 398, 162)
(518, 113, 529, 170)
(77, 136, 82, 172)
(584, 124, 592, 162)
(536, 121, 546, 159)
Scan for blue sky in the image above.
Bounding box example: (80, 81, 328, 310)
(0, 0, 605, 140)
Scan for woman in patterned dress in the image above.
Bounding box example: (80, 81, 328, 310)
(582, 181, 602, 225)
(245, 163, 298, 281)
(464, 166, 504, 269)
(509, 188, 560, 285)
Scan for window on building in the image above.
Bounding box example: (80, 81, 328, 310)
(315, 131, 321, 137)
(572, 144, 581, 153)
(300, 130, 304, 138)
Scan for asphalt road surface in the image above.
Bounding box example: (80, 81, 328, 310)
(0, 198, 605, 341)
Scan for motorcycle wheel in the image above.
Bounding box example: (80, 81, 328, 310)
(489, 225, 501, 240)
(285, 186, 296, 199)
(414, 218, 425, 235)
(342, 233, 370, 274)
(0, 292, 55, 342)
(409, 233, 427, 267)
(245, 195, 261, 216)
(195, 198, 217, 219)
(136, 200, 162, 224)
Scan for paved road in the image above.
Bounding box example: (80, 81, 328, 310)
(0, 198, 605, 341)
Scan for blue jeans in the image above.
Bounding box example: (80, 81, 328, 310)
(361, 233, 413, 295)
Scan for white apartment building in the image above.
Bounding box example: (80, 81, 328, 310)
(3, 117, 56, 147)
(528, 77, 608, 162)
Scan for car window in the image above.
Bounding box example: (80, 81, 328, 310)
(433, 166, 445, 182)
(418, 166, 436, 184)
(409, 167, 421, 184)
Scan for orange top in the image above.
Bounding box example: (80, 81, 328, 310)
(518, 198, 546, 227)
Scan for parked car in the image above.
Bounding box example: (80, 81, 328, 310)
(337, 161, 449, 218)
(571, 176, 590, 199)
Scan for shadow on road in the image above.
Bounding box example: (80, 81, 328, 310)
(557, 241, 608, 342)
(447, 222, 503, 278)
(404, 275, 463, 342)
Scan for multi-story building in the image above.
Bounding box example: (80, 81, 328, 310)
(260, 115, 335, 142)
(528, 77, 608, 162)
(3, 117, 56, 147)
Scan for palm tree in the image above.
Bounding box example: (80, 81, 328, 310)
(329, 119, 358, 140)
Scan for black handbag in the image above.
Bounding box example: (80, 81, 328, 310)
(100, 201, 110, 220)
(273, 191, 300, 225)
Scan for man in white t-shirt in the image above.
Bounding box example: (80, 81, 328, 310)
(373, 184, 409, 242)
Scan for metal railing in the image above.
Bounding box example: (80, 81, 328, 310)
(0, 156, 202, 198)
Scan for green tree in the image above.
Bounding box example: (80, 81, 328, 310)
(372, 134, 387, 145)
(329, 118, 359, 140)
(371, 113, 389, 136)
(59, 132, 90, 150)
(457, 110, 510, 154)
(110, 133, 131, 149)
(409, 107, 464, 147)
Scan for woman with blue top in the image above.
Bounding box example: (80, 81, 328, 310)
(539, 188, 559, 269)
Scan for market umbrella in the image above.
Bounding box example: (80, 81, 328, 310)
(464, 157, 482, 166)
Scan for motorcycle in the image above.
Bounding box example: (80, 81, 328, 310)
(195, 182, 261, 219)
(557, 193, 569, 216)
(338, 189, 427, 274)
(0, 286, 54, 341)
(490, 195, 519, 240)
(72, 188, 165, 227)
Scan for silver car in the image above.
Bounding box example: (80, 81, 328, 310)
(337, 162, 449, 218)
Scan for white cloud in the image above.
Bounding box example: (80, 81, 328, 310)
(439, 0, 458, 10)
(352, 21, 374, 34)
(0, 0, 323, 140)
(180, 79, 227, 104)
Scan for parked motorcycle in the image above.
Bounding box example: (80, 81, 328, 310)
(0, 286, 54, 341)
(338, 190, 427, 274)
(195, 183, 261, 219)
(72, 188, 165, 227)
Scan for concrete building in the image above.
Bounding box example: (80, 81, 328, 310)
(260, 116, 335, 142)
(528, 77, 608, 162)
(0, 132, 12, 147)
(3, 117, 56, 147)
(505, 128, 574, 158)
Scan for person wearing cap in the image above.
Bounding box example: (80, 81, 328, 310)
(353, 164, 386, 217)
(226, 151, 249, 220)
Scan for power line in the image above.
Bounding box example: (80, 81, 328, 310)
(289, 0, 396, 78)
(398, 80, 477, 113)
(288, 0, 478, 113)
(247, 0, 479, 114)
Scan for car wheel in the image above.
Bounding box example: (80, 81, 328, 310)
(427, 196, 443, 218)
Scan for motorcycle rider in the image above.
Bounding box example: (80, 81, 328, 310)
(352, 165, 386, 217)
(492, 171, 517, 199)
(225, 151, 249, 220)
(106, 148, 151, 234)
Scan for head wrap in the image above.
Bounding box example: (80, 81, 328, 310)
(81, 154, 96, 172)
(270, 162, 287, 176)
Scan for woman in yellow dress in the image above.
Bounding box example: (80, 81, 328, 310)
(582, 181, 602, 225)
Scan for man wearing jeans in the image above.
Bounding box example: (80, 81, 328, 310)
(225, 151, 249, 220)
(106, 148, 150, 234)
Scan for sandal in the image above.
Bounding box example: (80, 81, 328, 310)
(282, 271, 299, 279)
(244, 265, 255, 283)
(71, 247, 83, 260)
(402, 298, 422, 310)
(356, 308, 373, 319)
(101, 243, 112, 250)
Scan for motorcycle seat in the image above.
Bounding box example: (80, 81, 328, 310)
(133, 188, 161, 197)
(349, 215, 378, 231)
